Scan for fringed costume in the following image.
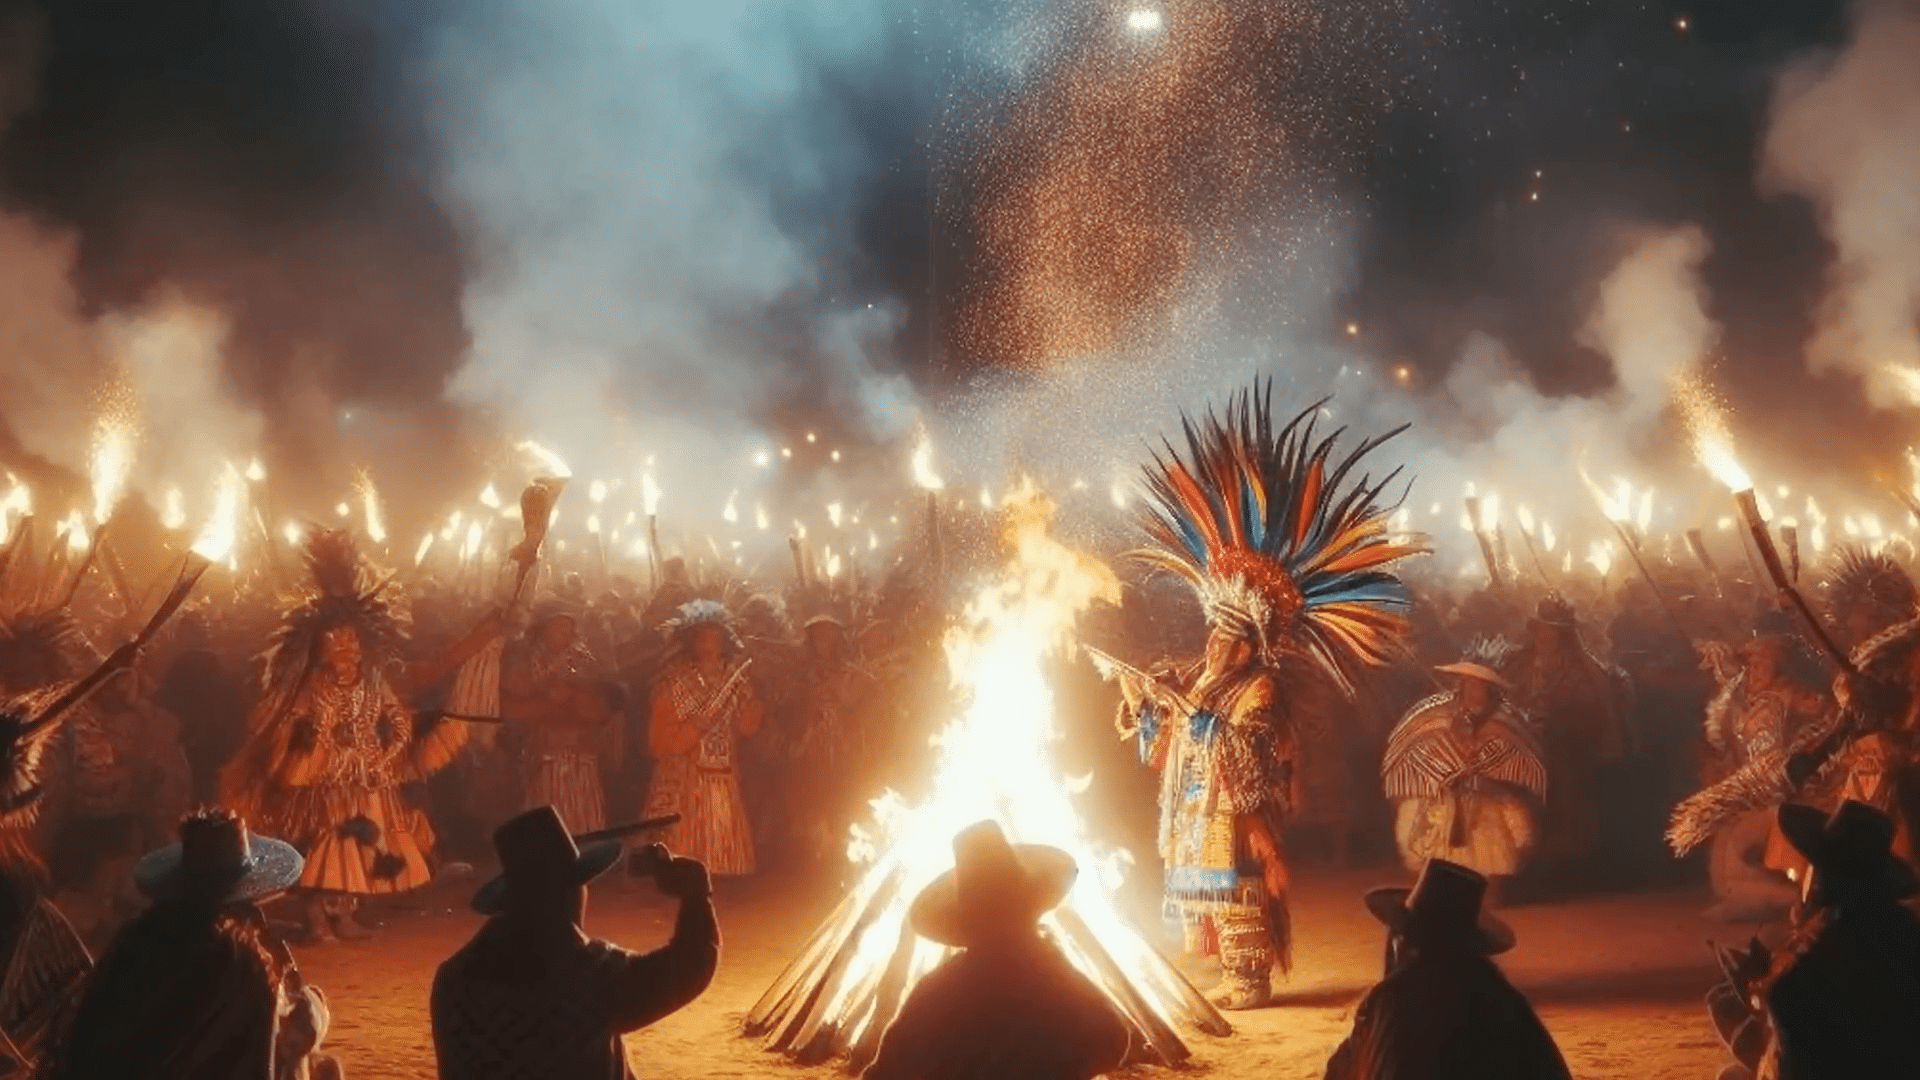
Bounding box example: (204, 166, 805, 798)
(644, 601, 763, 876)
(1121, 386, 1423, 1009)
(1383, 641, 1547, 880)
(222, 531, 468, 939)
(505, 612, 609, 834)
(0, 676, 125, 1073)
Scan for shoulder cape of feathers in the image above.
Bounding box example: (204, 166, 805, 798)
(220, 530, 410, 817)
(1131, 383, 1426, 693)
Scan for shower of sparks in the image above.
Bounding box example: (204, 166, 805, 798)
(1674, 371, 1752, 491)
(956, 1, 1391, 365)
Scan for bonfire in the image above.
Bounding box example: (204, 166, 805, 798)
(745, 484, 1229, 1070)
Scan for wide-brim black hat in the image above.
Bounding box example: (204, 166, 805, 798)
(908, 822, 1077, 948)
(471, 806, 627, 915)
(1778, 800, 1920, 900)
(1363, 859, 1515, 955)
(135, 830, 304, 904)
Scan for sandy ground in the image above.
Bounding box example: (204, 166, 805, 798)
(290, 865, 1737, 1080)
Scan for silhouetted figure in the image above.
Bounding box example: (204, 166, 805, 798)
(1324, 859, 1571, 1080)
(154, 617, 249, 806)
(864, 820, 1128, 1080)
(431, 806, 717, 1079)
(1763, 800, 1920, 1080)
(41, 807, 338, 1080)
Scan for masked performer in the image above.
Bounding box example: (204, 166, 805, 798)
(644, 601, 763, 877)
(1114, 387, 1422, 1010)
(1382, 641, 1547, 895)
(222, 530, 502, 944)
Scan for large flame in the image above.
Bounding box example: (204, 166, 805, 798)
(910, 426, 945, 491)
(823, 482, 1193, 1046)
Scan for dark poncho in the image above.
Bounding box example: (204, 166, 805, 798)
(1324, 948, 1571, 1080)
(1767, 899, 1920, 1080)
(40, 900, 281, 1080)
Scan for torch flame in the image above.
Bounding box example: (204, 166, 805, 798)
(589, 480, 608, 505)
(414, 532, 435, 566)
(160, 486, 187, 531)
(244, 457, 266, 483)
(480, 483, 502, 510)
(827, 502, 844, 529)
(190, 464, 246, 562)
(642, 475, 663, 516)
(355, 469, 388, 544)
(59, 511, 89, 556)
(723, 492, 739, 525)
(1675, 372, 1752, 491)
(910, 426, 945, 491)
(88, 419, 136, 525)
(517, 440, 573, 479)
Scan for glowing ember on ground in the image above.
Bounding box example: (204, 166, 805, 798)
(750, 484, 1226, 1066)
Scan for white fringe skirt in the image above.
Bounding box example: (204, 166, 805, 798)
(642, 758, 756, 876)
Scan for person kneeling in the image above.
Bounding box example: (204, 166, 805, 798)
(41, 807, 339, 1080)
(864, 820, 1129, 1080)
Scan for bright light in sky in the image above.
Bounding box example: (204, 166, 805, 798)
(1126, 9, 1162, 32)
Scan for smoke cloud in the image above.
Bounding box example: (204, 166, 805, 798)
(1763, 0, 1920, 408)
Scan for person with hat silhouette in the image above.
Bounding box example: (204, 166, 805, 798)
(1382, 640, 1547, 899)
(40, 806, 339, 1080)
(863, 820, 1128, 1080)
(1760, 800, 1920, 1080)
(431, 805, 718, 1079)
(1323, 858, 1570, 1080)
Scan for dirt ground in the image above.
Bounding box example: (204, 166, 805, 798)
(294, 865, 1737, 1080)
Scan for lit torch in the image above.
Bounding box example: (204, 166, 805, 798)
(1684, 383, 1852, 672)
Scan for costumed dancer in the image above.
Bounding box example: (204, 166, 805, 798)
(1381, 640, 1547, 897)
(1824, 547, 1917, 654)
(221, 530, 503, 944)
(1322, 859, 1571, 1080)
(0, 649, 136, 1073)
(643, 601, 763, 876)
(503, 604, 616, 833)
(1684, 631, 1829, 919)
(40, 807, 339, 1080)
(1114, 387, 1424, 1010)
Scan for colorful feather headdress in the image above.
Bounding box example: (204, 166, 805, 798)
(1132, 385, 1426, 690)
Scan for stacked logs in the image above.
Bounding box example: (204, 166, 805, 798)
(744, 855, 1231, 1072)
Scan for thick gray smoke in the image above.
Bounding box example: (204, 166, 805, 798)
(1764, 0, 1920, 408)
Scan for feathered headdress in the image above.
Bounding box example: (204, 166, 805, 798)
(259, 529, 409, 691)
(0, 608, 100, 693)
(1132, 384, 1426, 690)
(657, 598, 744, 655)
(1823, 547, 1917, 625)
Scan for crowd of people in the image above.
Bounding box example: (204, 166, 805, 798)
(0, 389, 1917, 1076)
